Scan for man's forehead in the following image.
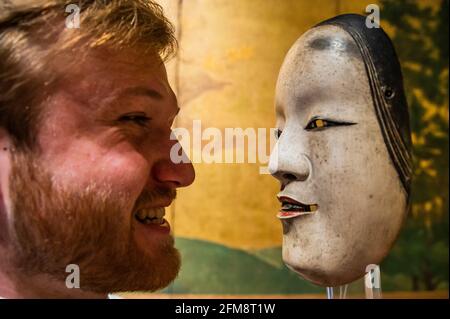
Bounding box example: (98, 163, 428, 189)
(48, 50, 174, 114)
(54, 46, 168, 87)
(77, 46, 165, 72)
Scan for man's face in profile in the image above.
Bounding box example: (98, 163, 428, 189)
(1, 46, 195, 296)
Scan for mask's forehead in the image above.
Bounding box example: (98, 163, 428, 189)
(275, 25, 371, 122)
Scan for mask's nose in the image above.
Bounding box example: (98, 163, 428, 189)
(269, 140, 311, 185)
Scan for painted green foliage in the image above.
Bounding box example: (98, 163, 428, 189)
(379, 0, 449, 291)
(165, 238, 324, 294)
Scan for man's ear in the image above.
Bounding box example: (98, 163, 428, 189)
(0, 128, 12, 149)
(0, 127, 12, 216)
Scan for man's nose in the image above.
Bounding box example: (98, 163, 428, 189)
(152, 139, 195, 188)
(268, 141, 310, 185)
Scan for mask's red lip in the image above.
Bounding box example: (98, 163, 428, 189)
(277, 211, 312, 219)
(276, 196, 318, 220)
(277, 196, 306, 206)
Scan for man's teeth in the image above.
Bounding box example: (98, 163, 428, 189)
(135, 207, 165, 224)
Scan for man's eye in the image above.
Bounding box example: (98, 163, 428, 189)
(305, 118, 356, 131)
(118, 113, 151, 127)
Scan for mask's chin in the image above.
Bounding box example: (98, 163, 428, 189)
(281, 219, 370, 287)
(282, 250, 366, 287)
(283, 260, 333, 287)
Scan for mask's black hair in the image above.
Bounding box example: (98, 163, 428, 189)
(315, 14, 413, 200)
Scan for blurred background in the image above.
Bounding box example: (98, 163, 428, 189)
(124, 0, 448, 298)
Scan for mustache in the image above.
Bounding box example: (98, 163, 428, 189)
(133, 187, 177, 210)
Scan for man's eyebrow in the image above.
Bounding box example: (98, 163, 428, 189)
(116, 86, 164, 100)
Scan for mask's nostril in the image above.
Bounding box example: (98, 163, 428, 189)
(270, 151, 311, 184)
(282, 173, 298, 182)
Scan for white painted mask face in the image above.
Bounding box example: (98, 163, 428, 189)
(269, 24, 410, 286)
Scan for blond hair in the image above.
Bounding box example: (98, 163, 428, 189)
(0, 0, 176, 149)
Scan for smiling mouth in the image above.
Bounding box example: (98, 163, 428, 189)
(277, 196, 318, 219)
(134, 207, 166, 225)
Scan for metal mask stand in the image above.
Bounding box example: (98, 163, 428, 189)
(326, 264, 382, 299)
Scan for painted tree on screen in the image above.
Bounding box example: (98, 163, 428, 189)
(380, 0, 448, 291)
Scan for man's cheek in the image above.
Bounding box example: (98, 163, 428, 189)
(44, 150, 147, 201)
(98, 153, 149, 195)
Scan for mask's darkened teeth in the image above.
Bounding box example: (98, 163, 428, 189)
(282, 202, 308, 212)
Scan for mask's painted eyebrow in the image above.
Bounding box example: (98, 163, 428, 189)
(307, 36, 361, 59)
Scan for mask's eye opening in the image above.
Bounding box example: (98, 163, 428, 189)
(305, 119, 328, 130)
(305, 118, 357, 131)
(382, 86, 396, 100)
